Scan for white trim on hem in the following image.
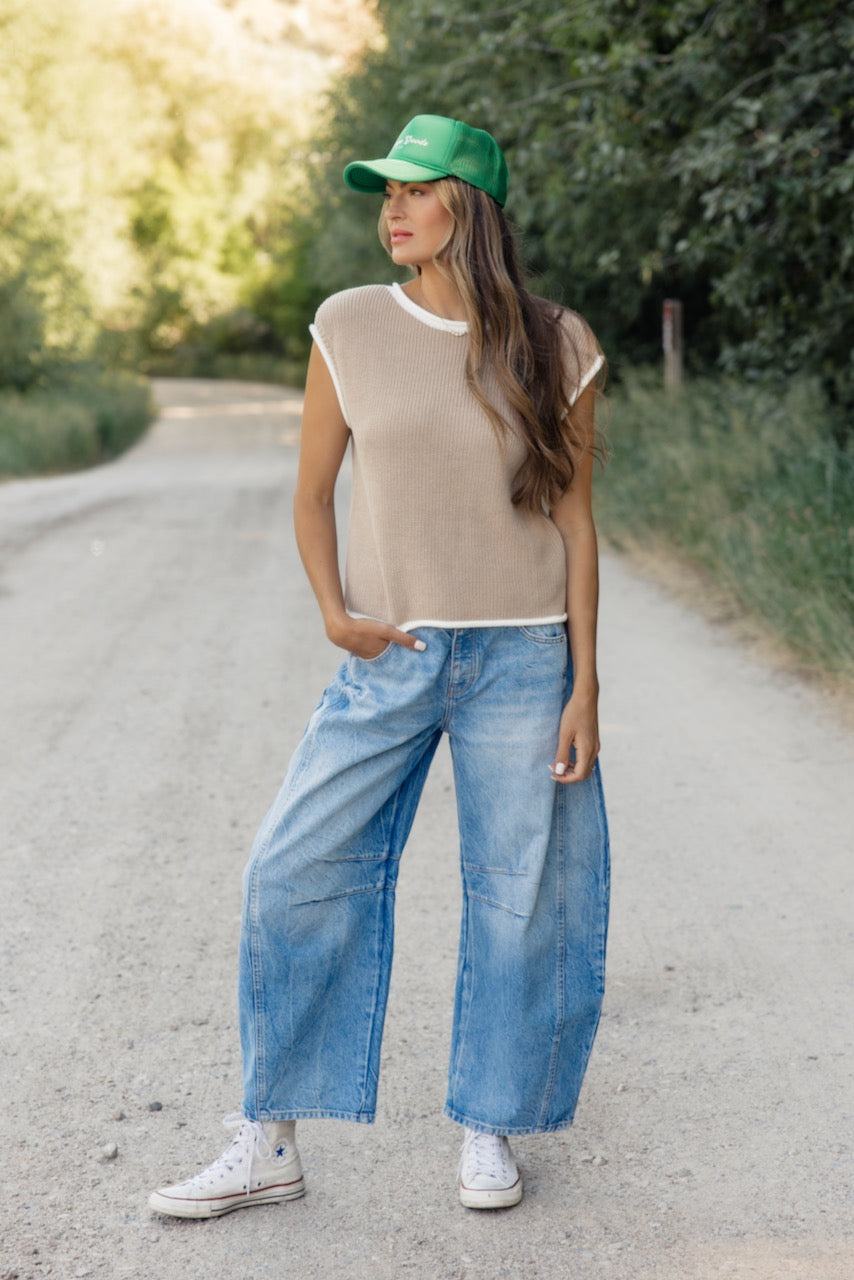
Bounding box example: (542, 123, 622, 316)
(347, 612, 568, 633)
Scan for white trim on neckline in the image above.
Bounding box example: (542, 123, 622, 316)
(388, 283, 468, 334)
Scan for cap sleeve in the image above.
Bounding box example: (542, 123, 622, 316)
(558, 309, 605, 405)
(309, 294, 349, 421)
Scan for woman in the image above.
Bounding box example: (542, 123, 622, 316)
(150, 114, 609, 1217)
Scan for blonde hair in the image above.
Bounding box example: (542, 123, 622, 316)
(378, 177, 605, 512)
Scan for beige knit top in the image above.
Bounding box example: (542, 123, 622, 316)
(309, 283, 603, 631)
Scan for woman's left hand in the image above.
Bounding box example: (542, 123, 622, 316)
(550, 689, 600, 784)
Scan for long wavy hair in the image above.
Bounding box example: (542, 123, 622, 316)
(378, 177, 606, 513)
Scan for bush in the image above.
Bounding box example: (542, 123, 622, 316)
(0, 273, 48, 390)
(0, 369, 154, 477)
(133, 305, 307, 386)
(596, 373, 854, 679)
(138, 347, 306, 387)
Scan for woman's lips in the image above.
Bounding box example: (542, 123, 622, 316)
(390, 231, 412, 242)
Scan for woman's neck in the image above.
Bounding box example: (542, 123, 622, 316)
(402, 267, 467, 322)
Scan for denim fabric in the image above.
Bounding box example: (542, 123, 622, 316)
(239, 626, 609, 1135)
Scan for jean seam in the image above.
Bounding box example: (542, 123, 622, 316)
(519, 631, 567, 646)
(246, 784, 295, 1114)
(449, 873, 474, 1106)
(292, 883, 385, 906)
(538, 786, 566, 1129)
(443, 629, 481, 714)
(571, 766, 609, 1111)
(357, 879, 391, 1112)
(588, 762, 611, 1012)
(357, 807, 398, 1111)
(247, 852, 266, 1114)
(464, 863, 526, 876)
(356, 741, 425, 1113)
(251, 1107, 377, 1124)
(541, 764, 610, 1130)
(466, 890, 531, 919)
(443, 1105, 573, 1136)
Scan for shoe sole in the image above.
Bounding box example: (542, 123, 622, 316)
(149, 1176, 305, 1219)
(459, 1178, 523, 1210)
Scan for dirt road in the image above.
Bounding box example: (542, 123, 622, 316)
(2, 379, 851, 1280)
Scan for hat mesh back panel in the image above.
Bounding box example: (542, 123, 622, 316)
(452, 129, 490, 189)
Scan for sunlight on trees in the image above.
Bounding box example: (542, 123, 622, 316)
(0, 0, 382, 372)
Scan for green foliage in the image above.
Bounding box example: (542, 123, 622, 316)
(596, 374, 854, 678)
(307, 0, 854, 418)
(0, 0, 377, 397)
(0, 185, 95, 387)
(250, 215, 328, 362)
(0, 273, 46, 391)
(0, 370, 154, 477)
(658, 4, 854, 415)
(137, 306, 306, 386)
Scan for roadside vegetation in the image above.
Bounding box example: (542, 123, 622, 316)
(596, 376, 854, 680)
(0, 371, 153, 478)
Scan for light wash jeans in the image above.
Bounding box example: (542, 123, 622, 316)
(239, 625, 609, 1135)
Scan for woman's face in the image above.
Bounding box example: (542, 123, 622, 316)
(383, 180, 453, 267)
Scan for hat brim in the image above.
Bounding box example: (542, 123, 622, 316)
(343, 157, 448, 194)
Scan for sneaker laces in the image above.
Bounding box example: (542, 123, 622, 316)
(458, 1129, 513, 1185)
(182, 1112, 273, 1196)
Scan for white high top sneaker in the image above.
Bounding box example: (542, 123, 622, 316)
(457, 1128, 523, 1209)
(149, 1113, 305, 1218)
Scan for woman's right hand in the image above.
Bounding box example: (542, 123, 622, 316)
(325, 613, 426, 660)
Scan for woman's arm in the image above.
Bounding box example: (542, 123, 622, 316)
(294, 343, 425, 659)
(547, 384, 601, 784)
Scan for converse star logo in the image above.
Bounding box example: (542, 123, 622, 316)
(275, 1145, 287, 1158)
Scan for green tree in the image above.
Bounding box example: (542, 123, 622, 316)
(305, 0, 853, 419)
(0, 0, 381, 377)
(0, 185, 93, 387)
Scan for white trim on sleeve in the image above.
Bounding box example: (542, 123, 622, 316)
(309, 323, 350, 423)
(569, 351, 605, 405)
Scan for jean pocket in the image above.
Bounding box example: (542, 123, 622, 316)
(350, 641, 396, 667)
(519, 623, 567, 645)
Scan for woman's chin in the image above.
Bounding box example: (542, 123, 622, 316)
(390, 246, 423, 267)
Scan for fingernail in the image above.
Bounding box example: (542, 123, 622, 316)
(413, 639, 426, 651)
(554, 762, 567, 776)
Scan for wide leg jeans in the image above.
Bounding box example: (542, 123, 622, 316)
(239, 625, 610, 1136)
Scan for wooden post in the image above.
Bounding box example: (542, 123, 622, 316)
(663, 298, 683, 391)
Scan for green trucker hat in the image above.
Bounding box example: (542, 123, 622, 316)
(343, 114, 508, 206)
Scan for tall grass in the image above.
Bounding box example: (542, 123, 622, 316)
(0, 368, 154, 478)
(595, 373, 854, 680)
